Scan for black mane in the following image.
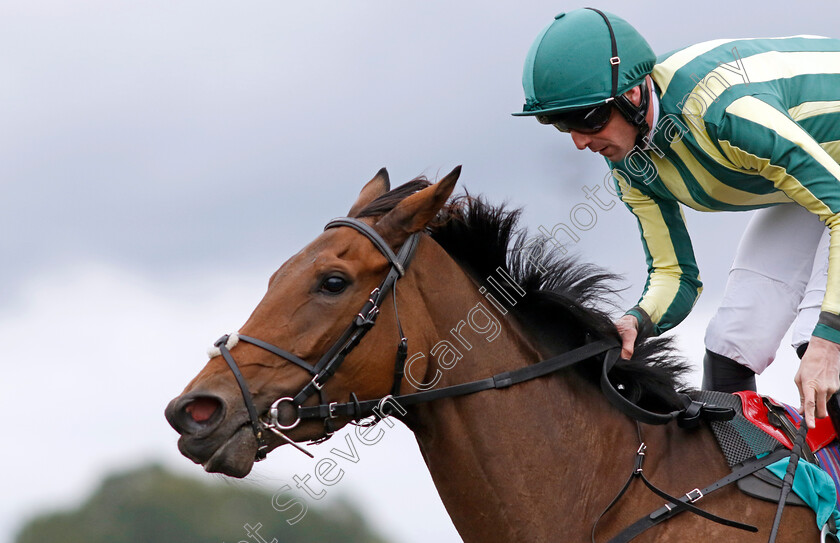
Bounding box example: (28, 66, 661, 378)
(358, 179, 691, 412)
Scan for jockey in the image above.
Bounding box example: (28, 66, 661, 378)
(515, 8, 840, 429)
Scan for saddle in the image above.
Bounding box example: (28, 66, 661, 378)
(702, 390, 838, 507)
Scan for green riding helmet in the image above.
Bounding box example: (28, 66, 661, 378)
(514, 8, 655, 117)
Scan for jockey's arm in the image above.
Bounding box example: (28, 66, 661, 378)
(614, 173, 704, 340)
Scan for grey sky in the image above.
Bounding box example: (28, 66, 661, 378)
(2, 1, 838, 542)
(6, 0, 836, 303)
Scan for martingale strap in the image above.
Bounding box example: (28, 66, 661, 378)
(605, 446, 793, 543)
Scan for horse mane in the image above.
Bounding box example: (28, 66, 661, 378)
(357, 178, 692, 413)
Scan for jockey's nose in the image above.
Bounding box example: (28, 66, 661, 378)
(570, 130, 593, 150)
(165, 391, 225, 436)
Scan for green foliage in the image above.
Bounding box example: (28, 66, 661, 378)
(15, 464, 391, 543)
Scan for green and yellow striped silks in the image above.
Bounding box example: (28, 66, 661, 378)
(609, 36, 840, 341)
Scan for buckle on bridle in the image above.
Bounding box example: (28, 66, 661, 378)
(634, 442, 647, 473)
(354, 287, 384, 327)
(357, 306, 380, 325)
(308, 375, 324, 392)
(685, 488, 703, 503)
(322, 405, 339, 439)
(256, 442, 269, 461)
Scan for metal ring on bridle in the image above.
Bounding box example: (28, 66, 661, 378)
(377, 394, 395, 417)
(268, 397, 301, 430)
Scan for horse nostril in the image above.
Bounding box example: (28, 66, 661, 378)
(185, 396, 221, 423)
(165, 392, 226, 435)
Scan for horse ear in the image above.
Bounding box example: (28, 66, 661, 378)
(376, 165, 461, 247)
(348, 167, 391, 217)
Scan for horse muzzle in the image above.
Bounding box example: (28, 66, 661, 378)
(164, 391, 260, 477)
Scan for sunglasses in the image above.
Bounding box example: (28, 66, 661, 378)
(536, 102, 614, 134)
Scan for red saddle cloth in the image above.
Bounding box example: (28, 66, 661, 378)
(735, 391, 837, 453)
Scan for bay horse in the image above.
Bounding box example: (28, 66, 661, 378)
(165, 167, 817, 541)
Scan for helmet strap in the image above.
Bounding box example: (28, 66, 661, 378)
(612, 79, 651, 148)
(586, 7, 652, 147)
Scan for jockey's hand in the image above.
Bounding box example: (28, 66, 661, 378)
(795, 335, 840, 429)
(615, 315, 638, 359)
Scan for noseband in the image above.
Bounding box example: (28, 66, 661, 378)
(214, 217, 420, 460)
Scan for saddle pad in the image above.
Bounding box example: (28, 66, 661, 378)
(700, 390, 779, 467)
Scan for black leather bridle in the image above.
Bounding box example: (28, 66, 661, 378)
(214, 215, 724, 462)
(215, 217, 420, 459)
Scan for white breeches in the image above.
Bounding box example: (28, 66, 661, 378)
(704, 204, 829, 373)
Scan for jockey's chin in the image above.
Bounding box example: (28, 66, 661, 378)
(601, 145, 634, 163)
(570, 136, 637, 163)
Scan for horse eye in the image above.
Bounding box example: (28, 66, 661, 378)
(320, 276, 348, 294)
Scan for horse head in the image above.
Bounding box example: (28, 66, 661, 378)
(165, 167, 460, 477)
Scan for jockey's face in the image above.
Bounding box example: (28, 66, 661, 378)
(569, 79, 650, 162)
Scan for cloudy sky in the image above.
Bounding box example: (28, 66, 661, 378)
(2, 1, 838, 542)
